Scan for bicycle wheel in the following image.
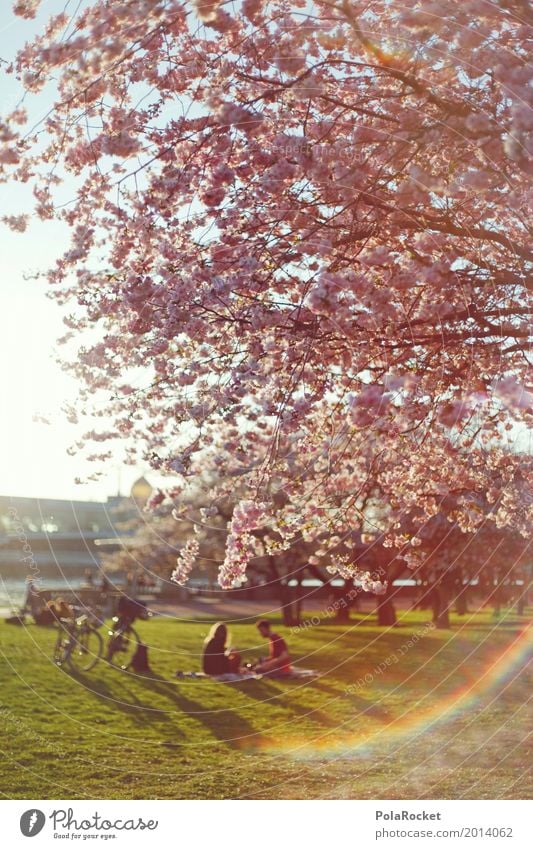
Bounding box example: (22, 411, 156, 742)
(67, 627, 103, 673)
(53, 627, 72, 667)
(106, 626, 140, 669)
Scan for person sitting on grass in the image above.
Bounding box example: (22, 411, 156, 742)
(254, 619, 292, 675)
(202, 622, 241, 676)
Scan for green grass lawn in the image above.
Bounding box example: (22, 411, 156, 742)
(0, 609, 531, 799)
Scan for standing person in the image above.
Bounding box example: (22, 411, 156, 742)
(202, 622, 241, 676)
(255, 619, 292, 675)
(22, 576, 42, 620)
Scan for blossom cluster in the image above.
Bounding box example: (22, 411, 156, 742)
(170, 538, 200, 586)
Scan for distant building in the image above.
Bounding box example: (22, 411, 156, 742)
(0, 477, 152, 581)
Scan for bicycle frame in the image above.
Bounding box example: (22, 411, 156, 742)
(105, 615, 141, 668)
(53, 611, 103, 672)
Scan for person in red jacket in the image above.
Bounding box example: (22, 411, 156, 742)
(254, 619, 292, 675)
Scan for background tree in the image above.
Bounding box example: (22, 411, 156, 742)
(407, 491, 532, 627)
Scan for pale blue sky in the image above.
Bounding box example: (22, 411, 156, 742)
(0, 2, 146, 500)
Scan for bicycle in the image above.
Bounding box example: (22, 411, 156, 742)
(105, 614, 142, 668)
(105, 598, 151, 668)
(53, 608, 104, 672)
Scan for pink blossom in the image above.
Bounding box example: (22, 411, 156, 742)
(193, 1, 223, 23)
(2, 214, 28, 232)
(216, 103, 263, 133)
(218, 532, 252, 589)
(13, 0, 39, 19)
(171, 538, 200, 586)
(0, 147, 20, 165)
(367, 580, 388, 596)
(146, 489, 166, 510)
(347, 386, 391, 428)
(100, 132, 140, 158)
(230, 500, 268, 535)
(493, 377, 533, 411)
(242, 0, 264, 21)
(437, 400, 471, 427)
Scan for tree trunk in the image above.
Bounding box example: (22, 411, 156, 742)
(334, 579, 355, 623)
(377, 582, 397, 626)
(279, 582, 297, 627)
(335, 600, 351, 623)
(455, 582, 468, 615)
(517, 582, 527, 615)
(413, 580, 431, 610)
(492, 575, 506, 617)
(294, 583, 303, 626)
(432, 584, 450, 628)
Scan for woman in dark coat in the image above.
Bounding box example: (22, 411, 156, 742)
(202, 622, 241, 675)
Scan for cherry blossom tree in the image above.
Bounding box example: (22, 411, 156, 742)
(2, 0, 531, 593)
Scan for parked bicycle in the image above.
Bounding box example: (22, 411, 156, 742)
(53, 605, 104, 672)
(105, 597, 151, 668)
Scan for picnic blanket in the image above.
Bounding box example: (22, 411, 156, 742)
(175, 666, 318, 682)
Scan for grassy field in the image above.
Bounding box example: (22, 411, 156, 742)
(0, 608, 531, 800)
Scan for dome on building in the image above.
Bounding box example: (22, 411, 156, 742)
(130, 476, 153, 503)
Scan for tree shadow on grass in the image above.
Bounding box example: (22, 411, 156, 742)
(452, 620, 528, 631)
(74, 668, 271, 748)
(310, 679, 394, 724)
(228, 678, 341, 730)
(131, 673, 273, 750)
(136, 673, 349, 747)
(74, 664, 392, 748)
(72, 670, 186, 733)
